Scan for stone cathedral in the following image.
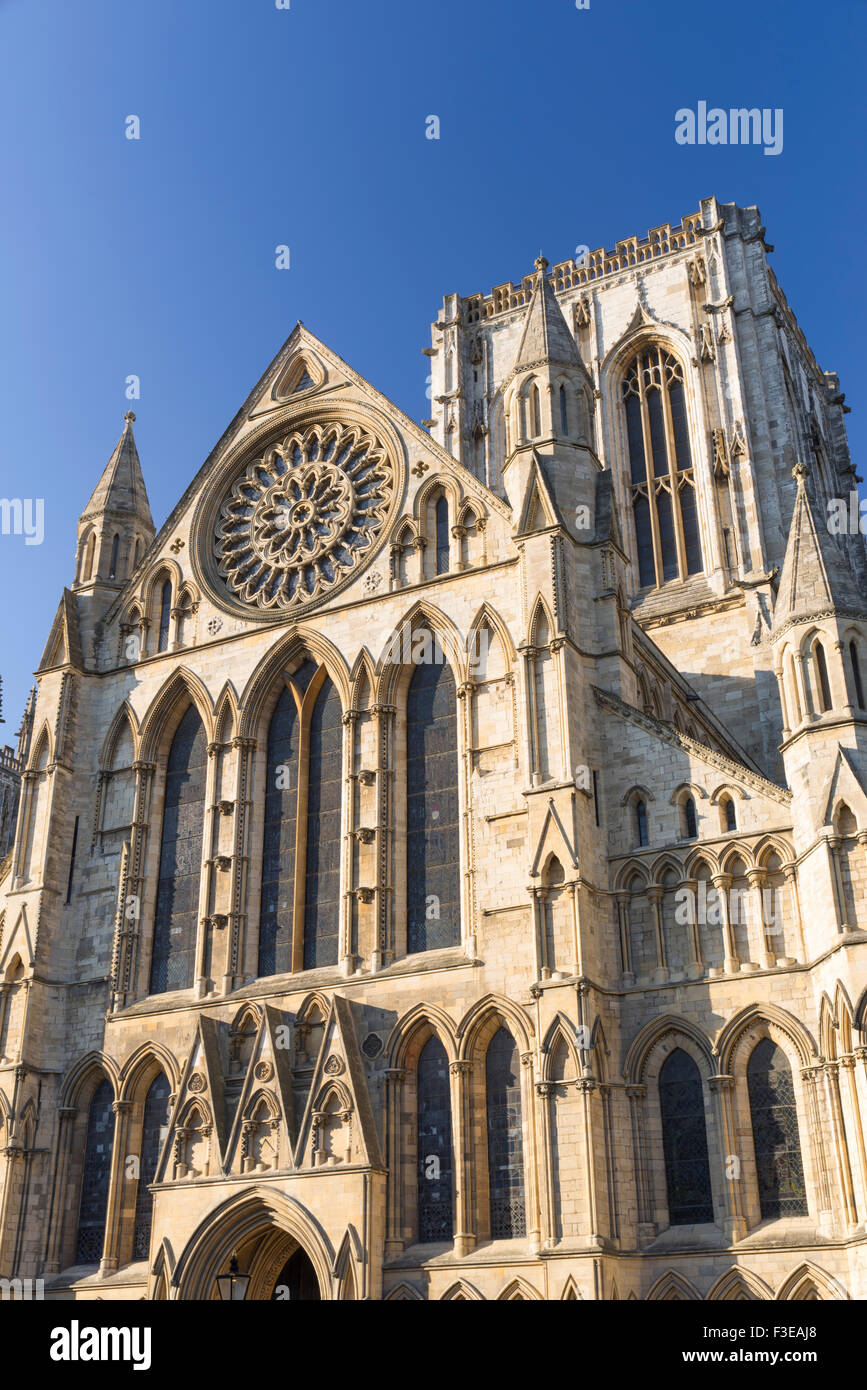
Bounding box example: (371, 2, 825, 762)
(1, 195, 865, 1303)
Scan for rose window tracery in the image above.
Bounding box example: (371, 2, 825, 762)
(215, 422, 394, 610)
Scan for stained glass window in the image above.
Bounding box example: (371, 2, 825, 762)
(303, 677, 342, 970)
(486, 1028, 526, 1239)
(259, 685, 300, 977)
(417, 1035, 454, 1243)
(747, 1039, 807, 1218)
(659, 1048, 714, 1225)
(132, 1074, 171, 1260)
(406, 654, 460, 953)
(157, 580, 172, 653)
(150, 705, 206, 994)
(75, 1079, 114, 1264)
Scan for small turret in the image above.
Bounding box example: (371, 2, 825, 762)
(73, 412, 154, 594)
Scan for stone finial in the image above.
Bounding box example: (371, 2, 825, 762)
(792, 461, 808, 484)
(124, 410, 136, 424)
(534, 254, 549, 274)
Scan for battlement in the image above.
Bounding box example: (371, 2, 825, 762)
(0, 745, 22, 775)
(458, 208, 704, 325)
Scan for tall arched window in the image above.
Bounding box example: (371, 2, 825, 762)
(83, 532, 95, 582)
(559, 384, 568, 435)
(417, 1035, 454, 1243)
(683, 796, 698, 839)
(76, 1079, 115, 1263)
(257, 661, 342, 977)
(406, 652, 460, 953)
(157, 579, 172, 653)
(303, 676, 342, 970)
(747, 1038, 807, 1218)
(622, 347, 702, 588)
(150, 705, 207, 994)
(722, 795, 737, 832)
(530, 383, 541, 437)
(435, 495, 450, 576)
(849, 641, 865, 709)
(814, 641, 832, 712)
(636, 799, 648, 847)
(108, 533, 120, 580)
(658, 1048, 713, 1225)
(132, 1074, 171, 1258)
(486, 1027, 526, 1239)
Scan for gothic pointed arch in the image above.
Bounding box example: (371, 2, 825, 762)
(239, 626, 351, 739)
(139, 667, 214, 763)
(386, 1001, 459, 1069)
(647, 1270, 701, 1301)
(456, 993, 534, 1062)
(716, 1003, 817, 1074)
(623, 1014, 714, 1085)
(540, 1012, 582, 1078)
(58, 1050, 120, 1109)
(385, 1281, 424, 1301)
(707, 1268, 773, 1301)
(527, 593, 556, 648)
(118, 1042, 180, 1103)
(776, 1262, 847, 1301)
(98, 701, 140, 771)
(560, 1275, 583, 1300)
(497, 1276, 542, 1301)
(374, 599, 467, 703)
(440, 1279, 484, 1301)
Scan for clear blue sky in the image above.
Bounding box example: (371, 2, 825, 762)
(1, 0, 864, 734)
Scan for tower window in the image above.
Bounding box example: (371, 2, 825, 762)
(559, 384, 568, 435)
(530, 383, 541, 437)
(814, 641, 832, 712)
(157, 579, 172, 653)
(721, 795, 737, 832)
(636, 799, 648, 846)
(435, 495, 449, 576)
(849, 641, 865, 709)
(683, 796, 698, 839)
(622, 347, 703, 588)
(108, 533, 120, 580)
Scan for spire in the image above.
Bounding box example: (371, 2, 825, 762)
(773, 464, 865, 632)
(79, 411, 154, 531)
(511, 255, 583, 373)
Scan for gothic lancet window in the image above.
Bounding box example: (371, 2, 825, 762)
(149, 705, 207, 994)
(850, 641, 865, 709)
(416, 1035, 454, 1243)
(157, 579, 172, 653)
(258, 661, 342, 978)
(636, 799, 648, 847)
(435, 495, 450, 576)
(559, 384, 568, 436)
(683, 796, 698, 839)
(303, 676, 342, 969)
(814, 641, 832, 712)
(722, 796, 737, 832)
(75, 1079, 115, 1264)
(530, 383, 541, 437)
(486, 1028, 526, 1239)
(623, 347, 703, 588)
(406, 653, 460, 953)
(109, 533, 120, 581)
(132, 1073, 171, 1259)
(747, 1038, 807, 1218)
(658, 1048, 714, 1225)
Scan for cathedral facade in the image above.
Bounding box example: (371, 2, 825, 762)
(0, 195, 865, 1301)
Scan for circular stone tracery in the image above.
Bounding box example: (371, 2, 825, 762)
(216, 422, 394, 610)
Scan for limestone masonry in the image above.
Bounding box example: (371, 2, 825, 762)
(0, 195, 865, 1301)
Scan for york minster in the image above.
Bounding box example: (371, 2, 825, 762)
(0, 195, 865, 1301)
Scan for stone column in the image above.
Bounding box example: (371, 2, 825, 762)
(226, 736, 255, 989)
(747, 867, 774, 968)
(840, 1054, 867, 1220)
(535, 1081, 556, 1247)
(823, 1061, 857, 1228)
(626, 1084, 654, 1244)
(826, 835, 849, 933)
(782, 863, 806, 962)
(43, 1107, 78, 1274)
(801, 1065, 833, 1231)
(647, 886, 668, 983)
(681, 875, 703, 977)
(712, 873, 738, 973)
(449, 1060, 475, 1257)
(100, 1100, 134, 1275)
(372, 703, 395, 969)
(384, 1067, 405, 1256)
(616, 892, 634, 984)
(708, 1075, 747, 1241)
(577, 1077, 602, 1247)
(521, 1051, 542, 1253)
(340, 710, 358, 976)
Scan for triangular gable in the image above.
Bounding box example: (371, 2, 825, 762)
(223, 1004, 297, 1172)
(157, 1015, 228, 1180)
(511, 259, 583, 372)
(515, 450, 562, 536)
(37, 590, 83, 673)
(821, 745, 867, 827)
(774, 467, 865, 632)
(0, 906, 35, 974)
(530, 797, 580, 877)
(293, 994, 383, 1170)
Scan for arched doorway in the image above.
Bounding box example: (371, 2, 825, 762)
(271, 1247, 321, 1300)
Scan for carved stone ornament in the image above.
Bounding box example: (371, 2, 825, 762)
(188, 1072, 206, 1093)
(324, 1054, 345, 1076)
(254, 1060, 273, 1082)
(215, 421, 396, 611)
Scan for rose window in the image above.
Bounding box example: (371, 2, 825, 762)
(216, 422, 394, 610)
